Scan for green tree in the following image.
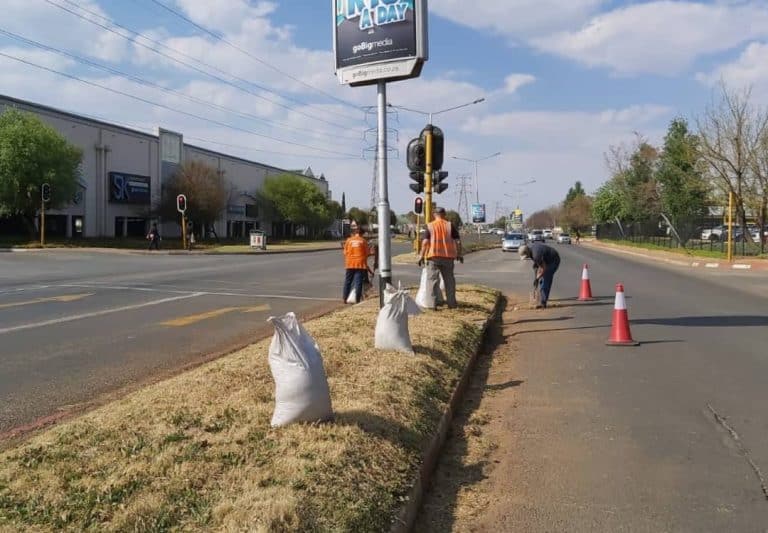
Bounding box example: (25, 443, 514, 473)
(445, 210, 463, 228)
(564, 181, 586, 205)
(656, 118, 708, 243)
(263, 174, 332, 238)
(592, 180, 629, 223)
(0, 109, 82, 237)
(562, 194, 593, 231)
(160, 160, 227, 234)
(327, 200, 344, 220)
(346, 207, 369, 227)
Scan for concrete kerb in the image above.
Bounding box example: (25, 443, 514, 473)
(0, 246, 340, 256)
(390, 291, 504, 533)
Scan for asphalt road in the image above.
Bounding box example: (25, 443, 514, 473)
(418, 243, 768, 531)
(0, 245, 414, 434)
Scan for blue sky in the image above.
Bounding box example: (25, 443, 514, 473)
(2, 1, 768, 219)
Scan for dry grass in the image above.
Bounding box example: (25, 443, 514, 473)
(0, 286, 499, 532)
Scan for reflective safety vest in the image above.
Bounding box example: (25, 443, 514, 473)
(344, 235, 369, 270)
(427, 219, 458, 259)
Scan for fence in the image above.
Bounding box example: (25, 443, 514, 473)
(596, 217, 767, 257)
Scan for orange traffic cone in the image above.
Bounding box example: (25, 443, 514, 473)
(606, 284, 639, 346)
(578, 264, 594, 301)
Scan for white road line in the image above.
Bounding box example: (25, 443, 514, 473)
(0, 293, 204, 336)
(705, 263, 720, 269)
(733, 264, 753, 270)
(58, 284, 338, 302)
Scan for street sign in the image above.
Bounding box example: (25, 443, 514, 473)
(333, 0, 429, 86)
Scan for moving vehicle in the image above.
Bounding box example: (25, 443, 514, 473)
(557, 233, 572, 244)
(528, 229, 545, 242)
(543, 229, 554, 240)
(502, 232, 526, 252)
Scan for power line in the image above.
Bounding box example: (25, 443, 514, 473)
(0, 27, 363, 144)
(144, 0, 361, 113)
(0, 50, 362, 158)
(44, 0, 362, 132)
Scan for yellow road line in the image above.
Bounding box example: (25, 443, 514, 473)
(0, 293, 94, 310)
(161, 304, 270, 327)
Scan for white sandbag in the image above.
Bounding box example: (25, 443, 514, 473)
(415, 267, 436, 309)
(346, 288, 358, 304)
(435, 273, 446, 305)
(375, 286, 421, 353)
(267, 312, 333, 427)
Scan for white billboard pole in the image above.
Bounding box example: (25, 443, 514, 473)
(376, 81, 392, 299)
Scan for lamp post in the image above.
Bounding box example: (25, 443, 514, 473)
(452, 152, 502, 204)
(504, 178, 536, 208)
(389, 98, 485, 224)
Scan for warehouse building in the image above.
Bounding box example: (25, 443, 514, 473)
(0, 94, 332, 240)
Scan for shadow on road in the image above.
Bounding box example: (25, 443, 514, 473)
(553, 301, 614, 308)
(513, 316, 573, 325)
(633, 315, 768, 327)
(485, 379, 524, 392)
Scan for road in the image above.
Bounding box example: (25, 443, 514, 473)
(418, 243, 768, 531)
(0, 245, 413, 434)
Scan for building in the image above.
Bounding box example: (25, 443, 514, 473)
(0, 94, 331, 240)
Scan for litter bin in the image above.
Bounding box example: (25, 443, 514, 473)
(249, 229, 267, 251)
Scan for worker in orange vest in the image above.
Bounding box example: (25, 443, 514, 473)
(342, 222, 371, 303)
(419, 207, 463, 309)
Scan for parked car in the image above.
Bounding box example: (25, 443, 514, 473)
(557, 233, 572, 244)
(543, 229, 554, 240)
(528, 229, 545, 242)
(701, 225, 743, 241)
(493, 228, 505, 236)
(502, 232, 526, 252)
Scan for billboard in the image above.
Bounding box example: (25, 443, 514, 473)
(109, 172, 151, 205)
(333, 0, 428, 86)
(471, 203, 486, 224)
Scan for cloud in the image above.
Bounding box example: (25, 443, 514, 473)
(533, 1, 768, 76)
(697, 41, 768, 102)
(503, 74, 536, 94)
(172, 0, 278, 35)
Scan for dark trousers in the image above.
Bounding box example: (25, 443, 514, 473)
(148, 237, 160, 250)
(538, 258, 560, 306)
(343, 269, 365, 303)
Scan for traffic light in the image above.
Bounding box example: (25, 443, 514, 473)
(421, 126, 445, 170)
(176, 194, 187, 213)
(433, 171, 449, 194)
(406, 137, 426, 172)
(409, 171, 424, 193)
(41, 183, 51, 203)
(414, 196, 424, 215)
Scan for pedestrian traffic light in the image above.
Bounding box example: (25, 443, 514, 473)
(407, 137, 426, 172)
(409, 171, 424, 193)
(433, 171, 449, 194)
(176, 194, 187, 213)
(414, 196, 424, 214)
(41, 183, 51, 203)
(421, 126, 445, 170)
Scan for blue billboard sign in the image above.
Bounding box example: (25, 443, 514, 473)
(109, 172, 151, 205)
(471, 203, 486, 224)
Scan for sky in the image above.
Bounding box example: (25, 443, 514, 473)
(2, 1, 768, 220)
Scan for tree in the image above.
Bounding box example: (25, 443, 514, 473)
(263, 173, 332, 238)
(656, 118, 708, 244)
(346, 207, 369, 227)
(697, 83, 768, 239)
(562, 195, 593, 231)
(565, 181, 586, 205)
(161, 160, 227, 234)
(750, 131, 768, 249)
(0, 109, 82, 237)
(327, 200, 344, 220)
(526, 206, 560, 229)
(604, 138, 661, 222)
(445, 210, 463, 228)
(493, 216, 508, 228)
(592, 180, 629, 223)
(389, 210, 398, 227)
(341, 192, 346, 213)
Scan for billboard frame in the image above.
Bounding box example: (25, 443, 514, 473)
(333, 0, 429, 87)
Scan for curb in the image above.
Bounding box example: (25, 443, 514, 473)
(585, 241, 768, 273)
(390, 292, 504, 533)
(0, 246, 341, 256)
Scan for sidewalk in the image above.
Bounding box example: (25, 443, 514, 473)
(585, 240, 768, 272)
(0, 242, 342, 256)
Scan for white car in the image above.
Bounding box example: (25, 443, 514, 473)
(557, 233, 572, 244)
(543, 229, 554, 240)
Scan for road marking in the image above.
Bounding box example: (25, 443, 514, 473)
(0, 293, 204, 336)
(0, 293, 93, 310)
(705, 263, 720, 269)
(161, 304, 270, 327)
(58, 284, 338, 301)
(733, 264, 752, 270)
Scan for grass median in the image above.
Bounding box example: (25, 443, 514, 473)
(596, 239, 768, 260)
(0, 285, 499, 532)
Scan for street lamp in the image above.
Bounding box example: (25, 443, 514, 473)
(388, 97, 485, 125)
(504, 178, 536, 208)
(452, 152, 502, 203)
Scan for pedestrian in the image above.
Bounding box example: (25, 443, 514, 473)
(519, 242, 560, 309)
(146, 223, 161, 251)
(342, 222, 370, 304)
(419, 207, 463, 309)
(575, 228, 581, 244)
(186, 220, 195, 250)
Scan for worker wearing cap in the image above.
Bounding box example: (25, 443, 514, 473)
(419, 207, 462, 309)
(342, 222, 370, 303)
(519, 242, 560, 309)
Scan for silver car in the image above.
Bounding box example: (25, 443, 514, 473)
(502, 232, 526, 252)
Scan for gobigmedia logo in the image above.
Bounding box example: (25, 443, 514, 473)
(336, 0, 414, 31)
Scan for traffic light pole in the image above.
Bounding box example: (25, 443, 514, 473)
(424, 123, 433, 224)
(376, 81, 393, 307)
(40, 196, 45, 247)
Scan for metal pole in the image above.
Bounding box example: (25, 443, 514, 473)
(376, 81, 392, 307)
(424, 124, 434, 225)
(40, 197, 45, 247)
(474, 160, 480, 204)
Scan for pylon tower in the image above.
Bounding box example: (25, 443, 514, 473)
(456, 174, 472, 225)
